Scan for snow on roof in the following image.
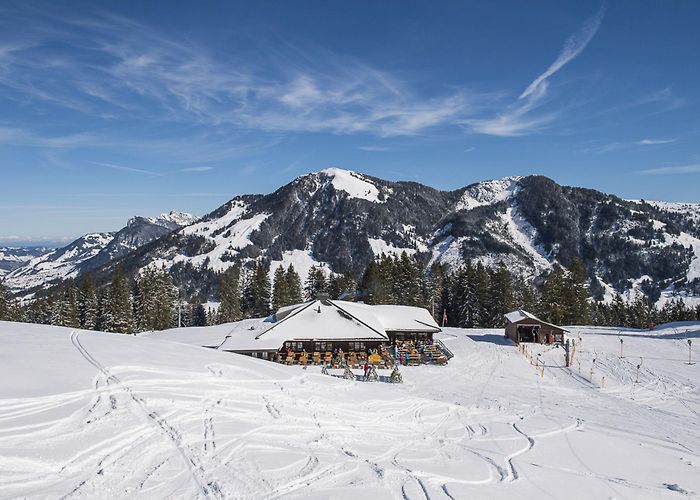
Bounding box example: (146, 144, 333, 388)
(257, 300, 387, 342)
(217, 300, 440, 352)
(339, 302, 441, 333)
(503, 309, 568, 331)
(216, 319, 283, 351)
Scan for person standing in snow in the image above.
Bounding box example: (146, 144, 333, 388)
(363, 362, 369, 381)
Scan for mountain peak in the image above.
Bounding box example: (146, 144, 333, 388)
(456, 176, 523, 211)
(314, 167, 383, 202)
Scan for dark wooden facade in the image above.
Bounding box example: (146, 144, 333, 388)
(505, 317, 566, 344)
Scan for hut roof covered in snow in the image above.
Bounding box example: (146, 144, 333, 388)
(503, 309, 569, 332)
(218, 299, 440, 352)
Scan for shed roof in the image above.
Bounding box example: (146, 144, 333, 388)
(503, 309, 569, 332)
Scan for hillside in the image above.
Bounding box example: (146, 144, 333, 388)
(0, 320, 697, 498)
(93, 170, 700, 306)
(5, 211, 197, 294)
(0, 247, 52, 278)
(5, 170, 700, 307)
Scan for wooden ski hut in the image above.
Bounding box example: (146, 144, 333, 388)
(504, 309, 567, 345)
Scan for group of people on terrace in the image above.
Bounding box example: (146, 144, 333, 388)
(276, 337, 447, 367)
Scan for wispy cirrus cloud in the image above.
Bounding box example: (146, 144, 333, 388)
(91, 161, 159, 177)
(637, 164, 700, 175)
(0, 6, 473, 138)
(177, 166, 214, 173)
(637, 138, 676, 145)
(519, 7, 605, 100)
(465, 6, 604, 137)
(90, 161, 215, 177)
(586, 137, 678, 153)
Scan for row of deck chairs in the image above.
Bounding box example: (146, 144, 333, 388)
(396, 341, 448, 365)
(275, 349, 395, 368)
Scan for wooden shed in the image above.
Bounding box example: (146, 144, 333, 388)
(504, 309, 567, 345)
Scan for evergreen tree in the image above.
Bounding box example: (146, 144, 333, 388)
(95, 290, 109, 331)
(6, 298, 25, 322)
(49, 288, 64, 326)
(271, 265, 290, 311)
(565, 257, 590, 325)
(190, 301, 208, 326)
(61, 281, 81, 328)
(484, 264, 514, 327)
(395, 252, 422, 306)
(134, 266, 175, 331)
(358, 260, 383, 304)
(610, 293, 628, 327)
(473, 262, 490, 326)
(135, 266, 157, 331)
(0, 281, 8, 320)
(206, 308, 217, 326)
(328, 272, 356, 300)
(539, 264, 567, 325)
(239, 266, 255, 318)
(79, 275, 98, 330)
(251, 261, 271, 317)
(217, 265, 241, 323)
(285, 264, 303, 304)
(424, 265, 445, 322)
(304, 265, 328, 300)
(513, 275, 538, 313)
(105, 269, 134, 333)
(628, 295, 652, 329)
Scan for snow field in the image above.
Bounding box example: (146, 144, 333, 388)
(0, 321, 698, 499)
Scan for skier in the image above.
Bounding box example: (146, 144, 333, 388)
(363, 362, 369, 381)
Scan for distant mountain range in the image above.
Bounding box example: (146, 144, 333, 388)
(5, 169, 700, 306)
(4, 211, 197, 293)
(0, 247, 52, 278)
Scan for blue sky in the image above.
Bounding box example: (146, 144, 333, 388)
(1, 0, 699, 245)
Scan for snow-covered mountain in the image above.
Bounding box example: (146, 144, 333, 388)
(7, 169, 700, 306)
(0, 247, 53, 278)
(71, 169, 699, 306)
(5, 211, 197, 293)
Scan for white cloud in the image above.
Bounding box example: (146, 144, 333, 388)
(637, 164, 700, 175)
(466, 7, 604, 137)
(178, 166, 214, 173)
(520, 6, 605, 100)
(0, 7, 472, 138)
(91, 161, 160, 177)
(464, 82, 556, 136)
(637, 138, 676, 145)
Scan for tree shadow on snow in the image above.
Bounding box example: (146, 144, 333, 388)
(467, 334, 514, 346)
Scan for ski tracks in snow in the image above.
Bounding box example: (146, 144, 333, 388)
(69, 330, 225, 499)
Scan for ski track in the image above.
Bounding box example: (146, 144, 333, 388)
(69, 331, 225, 499)
(0, 323, 698, 499)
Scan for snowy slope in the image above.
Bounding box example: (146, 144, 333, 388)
(1, 320, 698, 499)
(318, 167, 387, 203)
(5, 212, 196, 293)
(4, 233, 115, 291)
(455, 176, 521, 211)
(0, 247, 52, 277)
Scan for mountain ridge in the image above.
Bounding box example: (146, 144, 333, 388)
(5, 170, 700, 307)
